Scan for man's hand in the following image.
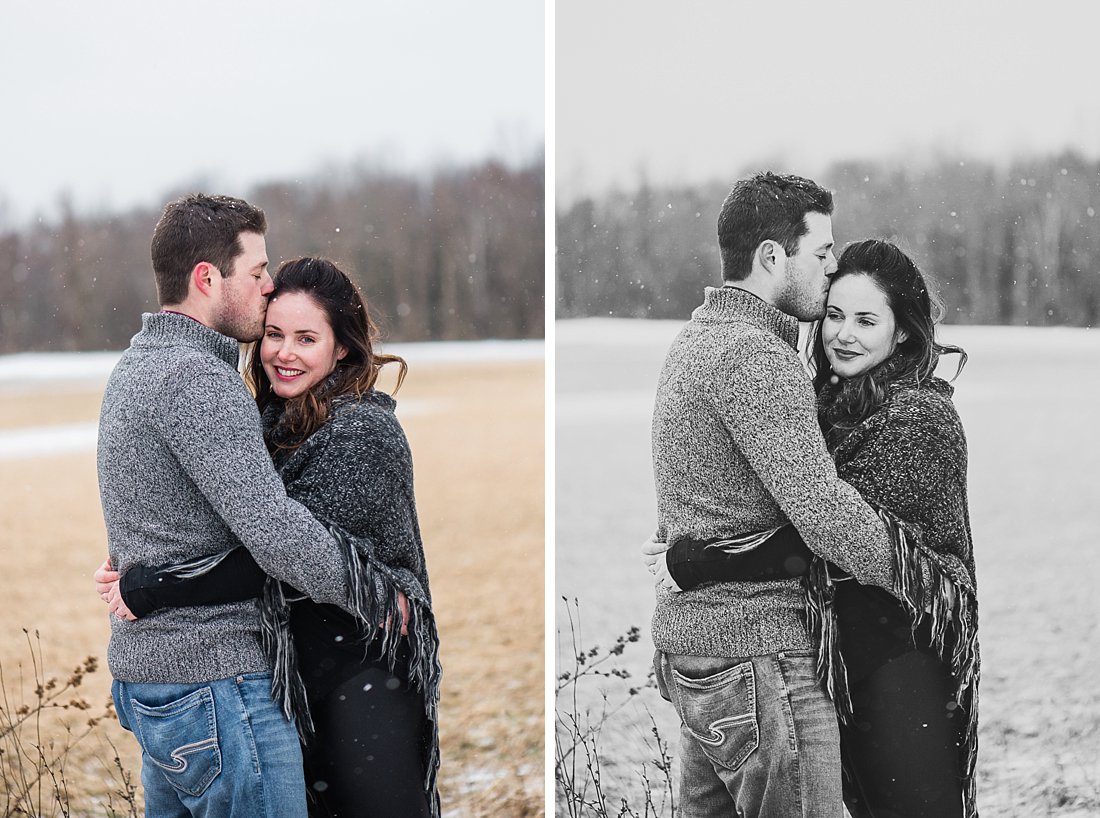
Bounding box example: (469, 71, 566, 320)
(642, 532, 682, 593)
(93, 557, 137, 621)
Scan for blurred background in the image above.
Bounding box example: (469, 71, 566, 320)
(555, 2, 1100, 816)
(0, 0, 545, 351)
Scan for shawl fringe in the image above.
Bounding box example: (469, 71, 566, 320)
(803, 506, 980, 818)
(260, 525, 443, 818)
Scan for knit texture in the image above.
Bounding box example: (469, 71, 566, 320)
(97, 312, 351, 683)
(806, 365, 980, 817)
(823, 370, 976, 588)
(650, 286, 892, 658)
(263, 388, 442, 816)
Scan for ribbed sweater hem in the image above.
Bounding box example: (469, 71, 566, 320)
(108, 609, 271, 684)
(651, 583, 815, 658)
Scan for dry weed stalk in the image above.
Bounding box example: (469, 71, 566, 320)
(555, 597, 675, 818)
(0, 629, 134, 818)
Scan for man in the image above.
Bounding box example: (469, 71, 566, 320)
(647, 172, 895, 816)
(97, 194, 357, 817)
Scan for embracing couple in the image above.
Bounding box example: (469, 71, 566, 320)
(93, 194, 441, 817)
(646, 172, 980, 817)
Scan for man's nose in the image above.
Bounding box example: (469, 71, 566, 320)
(260, 272, 274, 296)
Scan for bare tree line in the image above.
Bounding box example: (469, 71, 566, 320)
(0, 152, 544, 354)
(557, 153, 1100, 327)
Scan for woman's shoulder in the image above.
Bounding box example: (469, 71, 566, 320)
(883, 376, 964, 436)
(326, 389, 409, 443)
(886, 375, 956, 411)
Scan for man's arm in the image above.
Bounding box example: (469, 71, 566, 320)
(715, 347, 894, 590)
(158, 372, 352, 606)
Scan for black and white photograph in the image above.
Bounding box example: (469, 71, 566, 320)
(555, 2, 1100, 816)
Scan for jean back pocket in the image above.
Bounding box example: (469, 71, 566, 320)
(130, 686, 222, 797)
(671, 659, 759, 771)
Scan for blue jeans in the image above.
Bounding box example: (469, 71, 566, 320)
(112, 673, 306, 818)
(655, 650, 842, 817)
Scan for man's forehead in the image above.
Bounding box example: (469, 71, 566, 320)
(238, 231, 268, 260)
(802, 212, 834, 246)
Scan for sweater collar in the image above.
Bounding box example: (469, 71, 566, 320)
(692, 286, 800, 350)
(133, 311, 240, 368)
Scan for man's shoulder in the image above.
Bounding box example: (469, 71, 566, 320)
(667, 318, 804, 378)
(678, 314, 798, 351)
(108, 343, 248, 416)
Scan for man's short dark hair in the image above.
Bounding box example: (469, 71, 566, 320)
(717, 172, 834, 282)
(150, 194, 267, 305)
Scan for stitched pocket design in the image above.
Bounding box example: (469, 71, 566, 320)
(130, 686, 221, 797)
(671, 660, 759, 771)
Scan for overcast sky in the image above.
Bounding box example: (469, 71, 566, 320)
(557, 0, 1100, 203)
(0, 1, 544, 223)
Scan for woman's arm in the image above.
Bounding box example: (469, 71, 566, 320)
(660, 525, 823, 591)
(109, 546, 269, 618)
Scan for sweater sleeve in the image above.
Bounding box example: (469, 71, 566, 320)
(157, 372, 350, 606)
(713, 347, 895, 591)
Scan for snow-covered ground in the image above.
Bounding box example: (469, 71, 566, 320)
(555, 318, 1100, 815)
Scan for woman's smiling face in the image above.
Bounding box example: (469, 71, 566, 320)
(260, 291, 347, 399)
(822, 273, 907, 379)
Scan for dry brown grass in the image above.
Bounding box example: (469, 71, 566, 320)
(0, 357, 544, 815)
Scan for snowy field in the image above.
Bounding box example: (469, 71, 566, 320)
(555, 318, 1100, 816)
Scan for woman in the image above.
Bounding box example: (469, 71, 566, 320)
(97, 258, 441, 818)
(657, 239, 979, 818)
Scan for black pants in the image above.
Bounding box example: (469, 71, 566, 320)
(840, 648, 964, 818)
(302, 652, 432, 818)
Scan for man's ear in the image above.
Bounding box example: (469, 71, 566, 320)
(192, 262, 217, 297)
(757, 240, 785, 275)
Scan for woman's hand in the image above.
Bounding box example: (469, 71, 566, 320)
(93, 558, 118, 601)
(397, 590, 409, 636)
(93, 557, 137, 621)
(380, 590, 410, 636)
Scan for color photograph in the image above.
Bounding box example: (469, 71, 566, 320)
(0, 3, 544, 816)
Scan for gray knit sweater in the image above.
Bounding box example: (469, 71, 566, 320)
(98, 312, 351, 683)
(650, 287, 893, 658)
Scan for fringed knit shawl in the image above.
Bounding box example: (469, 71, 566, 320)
(260, 388, 442, 818)
(805, 365, 980, 818)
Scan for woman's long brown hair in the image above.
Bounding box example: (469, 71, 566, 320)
(245, 257, 407, 451)
(811, 239, 966, 442)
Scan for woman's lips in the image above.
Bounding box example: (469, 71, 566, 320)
(274, 366, 304, 381)
(831, 348, 861, 361)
